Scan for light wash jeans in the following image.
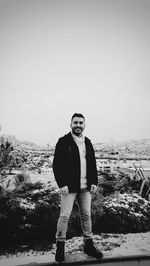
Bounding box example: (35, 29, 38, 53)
(56, 190, 92, 242)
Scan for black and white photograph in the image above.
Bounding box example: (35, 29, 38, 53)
(0, 0, 150, 265)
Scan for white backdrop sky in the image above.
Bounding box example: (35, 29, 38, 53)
(0, 0, 150, 145)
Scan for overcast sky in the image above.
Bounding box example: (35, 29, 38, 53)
(0, 0, 150, 146)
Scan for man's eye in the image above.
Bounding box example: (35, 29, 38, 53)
(73, 121, 83, 125)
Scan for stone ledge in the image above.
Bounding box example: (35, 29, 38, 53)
(18, 253, 150, 266)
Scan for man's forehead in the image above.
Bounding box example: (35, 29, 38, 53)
(72, 117, 85, 122)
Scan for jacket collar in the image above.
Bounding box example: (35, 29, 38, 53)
(66, 132, 90, 145)
(71, 132, 85, 142)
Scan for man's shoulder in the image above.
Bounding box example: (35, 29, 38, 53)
(57, 132, 72, 143)
(85, 136, 92, 144)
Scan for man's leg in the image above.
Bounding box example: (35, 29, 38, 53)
(77, 190, 92, 240)
(55, 192, 76, 261)
(77, 190, 103, 259)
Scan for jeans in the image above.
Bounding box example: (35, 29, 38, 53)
(56, 190, 92, 242)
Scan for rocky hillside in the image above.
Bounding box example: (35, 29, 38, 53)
(94, 139, 150, 157)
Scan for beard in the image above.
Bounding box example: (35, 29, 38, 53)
(72, 127, 83, 136)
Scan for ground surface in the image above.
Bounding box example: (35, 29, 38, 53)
(0, 232, 150, 266)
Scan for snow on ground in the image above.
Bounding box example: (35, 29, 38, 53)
(1, 172, 150, 265)
(30, 171, 58, 188)
(0, 232, 150, 266)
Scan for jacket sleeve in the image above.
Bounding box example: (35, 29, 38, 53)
(90, 142, 98, 185)
(52, 138, 68, 188)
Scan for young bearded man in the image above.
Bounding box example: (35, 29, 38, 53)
(53, 113, 103, 262)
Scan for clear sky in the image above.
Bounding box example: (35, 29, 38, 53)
(0, 0, 150, 146)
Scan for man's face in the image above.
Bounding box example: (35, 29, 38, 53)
(70, 116, 85, 136)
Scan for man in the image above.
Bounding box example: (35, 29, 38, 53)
(53, 113, 103, 262)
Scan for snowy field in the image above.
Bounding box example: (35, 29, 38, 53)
(29, 170, 58, 189)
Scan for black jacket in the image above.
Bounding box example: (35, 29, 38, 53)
(53, 132, 98, 192)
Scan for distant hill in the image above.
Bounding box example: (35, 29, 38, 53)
(0, 135, 53, 152)
(94, 139, 150, 157)
(1, 135, 150, 157)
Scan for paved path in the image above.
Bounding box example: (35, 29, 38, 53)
(0, 232, 150, 266)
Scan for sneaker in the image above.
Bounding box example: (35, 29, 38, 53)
(84, 239, 103, 259)
(55, 241, 65, 262)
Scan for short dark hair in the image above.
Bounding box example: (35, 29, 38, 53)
(71, 113, 85, 121)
